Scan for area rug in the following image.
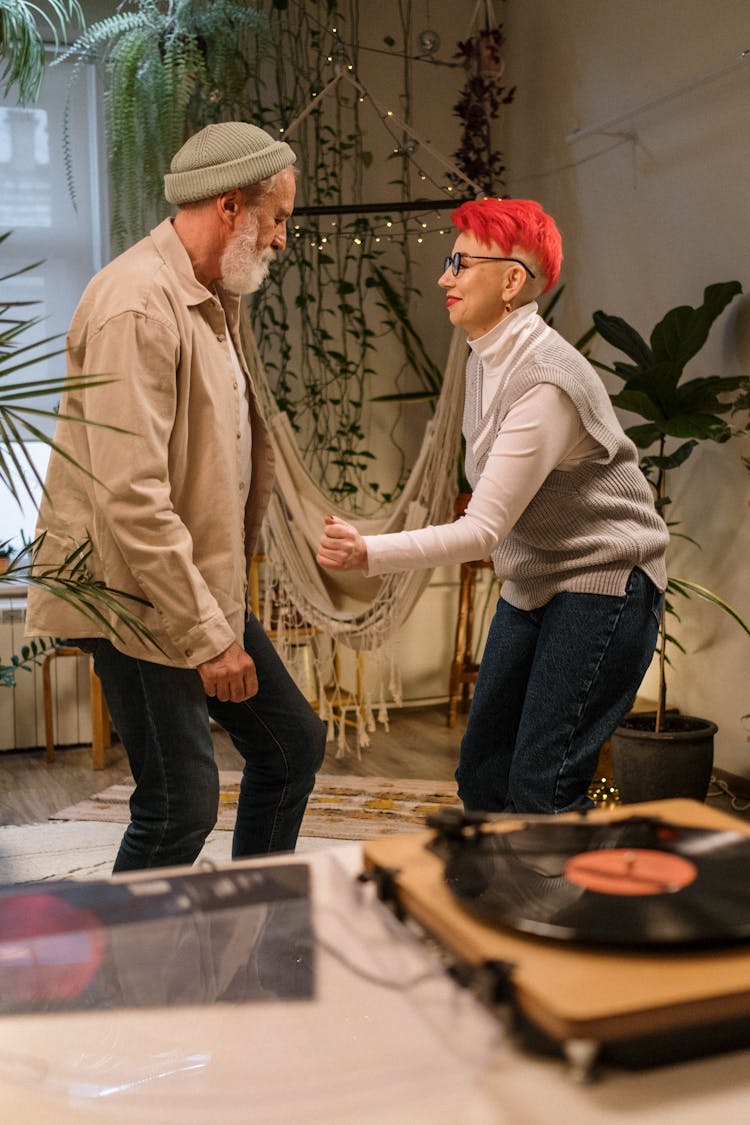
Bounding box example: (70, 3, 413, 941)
(51, 773, 462, 841)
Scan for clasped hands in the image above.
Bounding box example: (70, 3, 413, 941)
(316, 514, 368, 571)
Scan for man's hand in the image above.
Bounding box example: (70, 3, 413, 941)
(317, 515, 368, 571)
(198, 642, 258, 702)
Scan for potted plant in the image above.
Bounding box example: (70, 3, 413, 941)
(592, 282, 750, 802)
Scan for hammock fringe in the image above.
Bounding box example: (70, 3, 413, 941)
(243, 313, 467, 752)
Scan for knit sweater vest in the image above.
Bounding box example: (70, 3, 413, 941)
(463, 314, 669, 609)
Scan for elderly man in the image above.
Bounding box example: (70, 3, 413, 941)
(26, 122, 326, 871)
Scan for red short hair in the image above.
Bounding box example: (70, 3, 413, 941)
(451, 198, 562, 292)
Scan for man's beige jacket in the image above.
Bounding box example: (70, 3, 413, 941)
(25, 218, 275, 667)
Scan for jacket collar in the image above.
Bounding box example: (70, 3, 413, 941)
(149, 218, 244, 332)
(149, 217, 218, 309)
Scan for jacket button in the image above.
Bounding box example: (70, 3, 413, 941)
(185, 648, 193, 657)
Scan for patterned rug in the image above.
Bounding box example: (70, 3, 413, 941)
(51, 773, 462, 841)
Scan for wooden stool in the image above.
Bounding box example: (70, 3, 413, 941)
(447, 559, 494, 728)
(42, 646, 112, 769)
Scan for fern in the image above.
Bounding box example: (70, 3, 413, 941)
(55, 1, 270, 247)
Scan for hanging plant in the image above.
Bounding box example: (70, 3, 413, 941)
(451, 25, 515, 194)
(55, 0, 269, 247)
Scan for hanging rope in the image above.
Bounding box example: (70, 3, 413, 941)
(243, 318, 467, 653)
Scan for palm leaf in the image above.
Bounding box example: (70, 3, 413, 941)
(668, 577, 750, 637)
(2, 536, 163, 687)
(3, 534, 160, 650)
(0, 0, 84, 103)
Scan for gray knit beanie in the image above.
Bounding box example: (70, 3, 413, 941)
(164, 122, 296, 204)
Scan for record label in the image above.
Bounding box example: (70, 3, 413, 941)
(563, 848, 697, 896)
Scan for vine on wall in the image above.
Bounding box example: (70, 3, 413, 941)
(249, 0, 444, 511)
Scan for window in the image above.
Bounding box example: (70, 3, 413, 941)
(0, 52, 107, 418)
(0, 53, 107, 550)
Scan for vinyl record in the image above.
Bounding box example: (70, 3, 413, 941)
(442, 816, 750, 946)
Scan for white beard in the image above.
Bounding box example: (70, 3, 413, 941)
(220, 214, 274, 294)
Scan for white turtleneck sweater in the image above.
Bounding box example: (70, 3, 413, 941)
(364, 303, 602, 575)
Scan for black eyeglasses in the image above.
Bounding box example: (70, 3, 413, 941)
(443, 252, 536, 279)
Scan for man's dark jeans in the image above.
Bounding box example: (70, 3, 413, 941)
(80, 616, 326, 872)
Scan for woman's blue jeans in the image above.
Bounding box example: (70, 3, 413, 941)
(85, 615, 326, 873)
(455, 568, 663, 815)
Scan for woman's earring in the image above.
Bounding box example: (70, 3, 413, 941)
(504, 302, 512, 314)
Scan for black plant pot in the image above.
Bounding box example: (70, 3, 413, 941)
(610, 713, 717, 804)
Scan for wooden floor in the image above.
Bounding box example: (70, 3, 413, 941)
(2, 700, 749, 828)
(0, 703, 466, 828)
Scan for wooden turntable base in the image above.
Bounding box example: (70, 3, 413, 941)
(362, 799, 750, 1075)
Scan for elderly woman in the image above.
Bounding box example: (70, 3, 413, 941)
(317, 198, 668, 815)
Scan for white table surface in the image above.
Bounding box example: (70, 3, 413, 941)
(1, 845, 749, 1124)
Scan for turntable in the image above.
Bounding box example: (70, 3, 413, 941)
(362, 799, 750, 1080)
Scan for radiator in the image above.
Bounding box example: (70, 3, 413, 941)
(0, 594, 93, 751)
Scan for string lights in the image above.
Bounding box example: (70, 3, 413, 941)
(280, 63, 490, 256)
(271, 22, 510, 277)
(292, 212, 458, 256)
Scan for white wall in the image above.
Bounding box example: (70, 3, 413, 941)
(499, 0, 750, 776)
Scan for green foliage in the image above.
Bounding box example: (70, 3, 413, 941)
(593, 282, 749, 728)
(56, 0, 269, 247)
(0, 633, 53, 687)
(593, 282, 746, 504)
(451, 27, 515, 194)
(0, 536, 159, 686)
(0, 233, 125, 507)
(0, 0, 84, 103)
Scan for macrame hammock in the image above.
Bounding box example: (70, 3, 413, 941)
(246, 325, 467, 753)
(245, 70, 481, 753)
